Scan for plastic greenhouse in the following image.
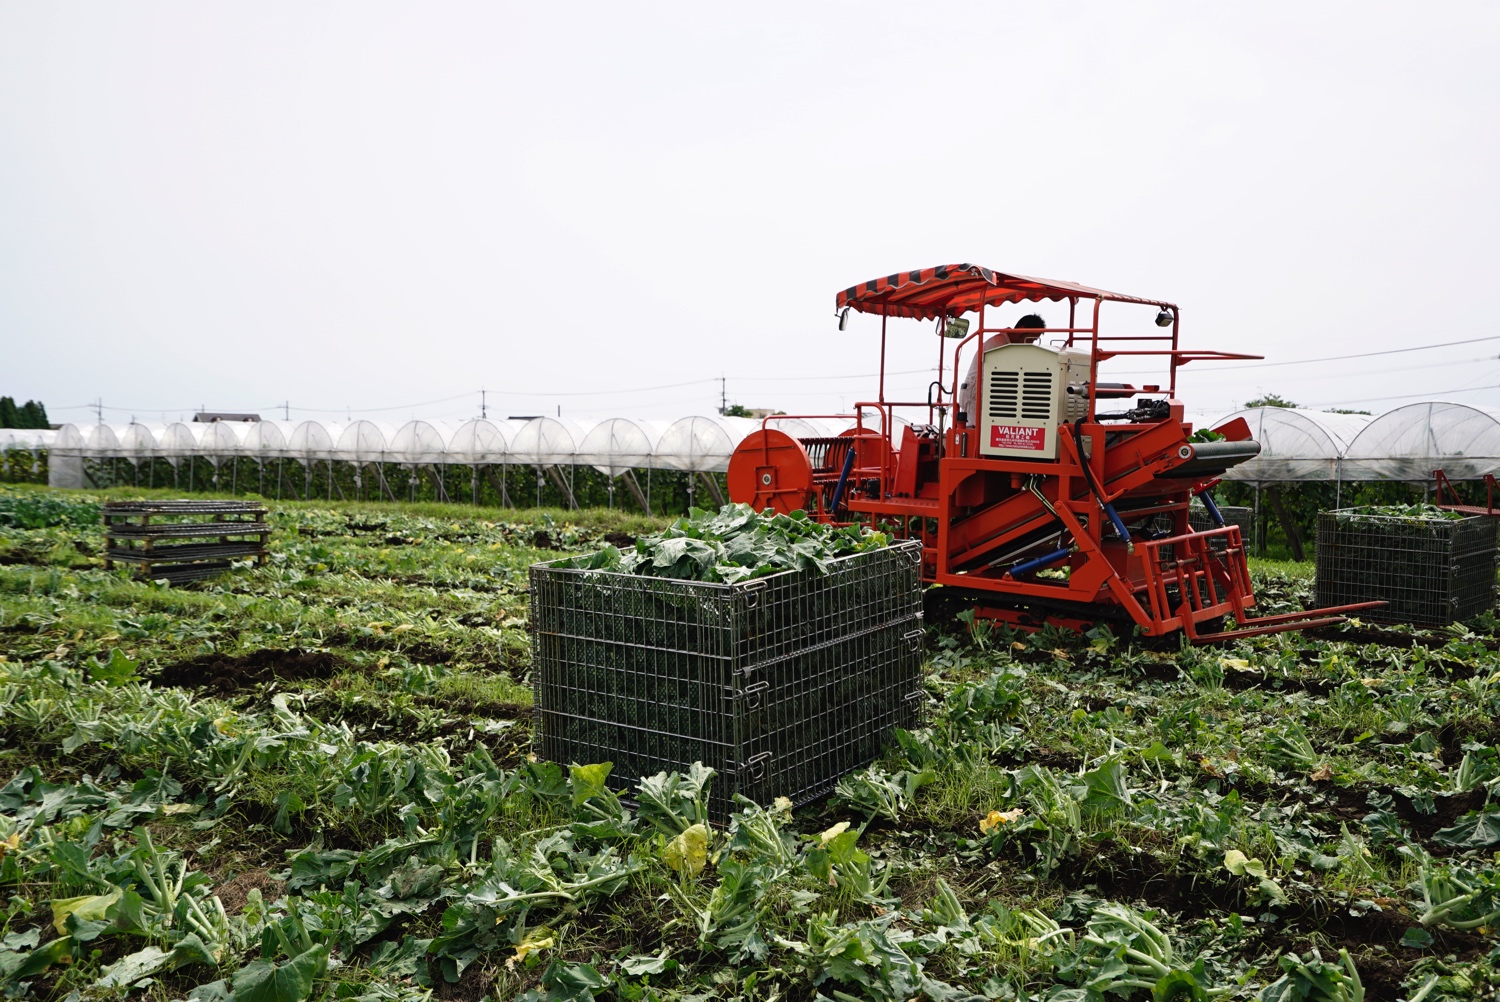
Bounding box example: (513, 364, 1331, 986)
(30, 400, 1500, 513)
(1212, 408, 1373, 483)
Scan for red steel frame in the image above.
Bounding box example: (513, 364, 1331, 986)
(728, 271, 1380, 642)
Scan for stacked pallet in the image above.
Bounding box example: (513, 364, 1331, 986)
(103, 500, 270, 584)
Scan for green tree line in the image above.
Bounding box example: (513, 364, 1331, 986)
(0, 397, 49, 429)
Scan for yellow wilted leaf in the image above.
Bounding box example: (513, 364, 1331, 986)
(663, 824, 710, 876)
(818, 821, 850, 845)
(0, 833, 19, 859)
(508, 927, 554, 967)
(391, 624, 414, 633)
(52, 891, 120, 934)
(1219, 658, 1252, 672)
(772, 797, 793, 814)
(979, 809, 1024, 835)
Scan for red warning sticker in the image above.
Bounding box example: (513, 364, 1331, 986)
(989, 424, 1046, 451)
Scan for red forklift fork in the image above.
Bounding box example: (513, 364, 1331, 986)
(1135, 526, 1384, 643)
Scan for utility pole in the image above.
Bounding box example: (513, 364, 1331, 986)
(719, 375, 727, 416)
(481, 389, 487, 419)
(95, 399, 103, 424)
(284, 401, 290, 420)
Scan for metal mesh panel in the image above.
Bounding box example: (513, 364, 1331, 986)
(1188, 504, 1253, 538)
(1315, 509, 1499, 627)
(531, 540, 924, 818)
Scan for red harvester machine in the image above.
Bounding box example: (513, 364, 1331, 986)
(727, 265, 1378, 642)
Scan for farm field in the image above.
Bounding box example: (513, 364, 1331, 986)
(1, 485, 1499, 1002)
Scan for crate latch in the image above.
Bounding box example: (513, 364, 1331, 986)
(741, 751, 773, 783)
(736, 680, 771, 710)
(903, 628, 925, 652)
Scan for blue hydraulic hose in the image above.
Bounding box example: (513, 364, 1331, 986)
(1007, 546, 1074, 577)
(1197, 489, 1226, 527)
(829, 443, 857, 515)
(1103, 502, 1132, 548)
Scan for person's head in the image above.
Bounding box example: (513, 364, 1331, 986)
(1015, 314, 1046, 330)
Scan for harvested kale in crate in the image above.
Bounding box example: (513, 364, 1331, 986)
(1315, 505, 1499, 627)
(531, 530, 924, 820)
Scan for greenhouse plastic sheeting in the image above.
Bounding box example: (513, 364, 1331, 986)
(332, 421, 393, 463)
(654, 416, 739, 473)
(509, 417, 591, 466)
(387, 420, 447, 465)
(199, 421, 247, 463)
(243, 421, 290, 458)
(446, 419, 511, 463)
(287, 421, 340, 461)
(1342, 403, 1500, 481)
(1216, 408, 1373, 483)
(577, 418, 659, 476)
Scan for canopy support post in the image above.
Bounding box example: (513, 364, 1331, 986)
(879, 313, 887, 403)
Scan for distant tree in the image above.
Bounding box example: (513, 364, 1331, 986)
(722, 403, 753, 417)
(1325, 407, 1371, 415)
(1243, 393, 1297, 409)
(1, 398, 49, 428)
(18, 400, 48, 428)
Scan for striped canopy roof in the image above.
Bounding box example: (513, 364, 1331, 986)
(836, 263, 1174, 320)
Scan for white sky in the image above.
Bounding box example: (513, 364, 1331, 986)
(3, 2, 1498, 426)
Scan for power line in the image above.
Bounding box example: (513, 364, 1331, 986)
(1192, 333, 1500, 370)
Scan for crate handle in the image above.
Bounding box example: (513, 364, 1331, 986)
(903, 628, 925, 652)
(741, 579, 767, 609)
(905, 689, 923, 702)
(743, 751, 772, 782)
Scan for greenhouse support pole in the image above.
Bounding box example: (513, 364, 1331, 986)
(622, 469, 649, 513)
(373, 463, 397, 502)
(484, 466, 511, 508)
(647, 466, 653, 515)
(427, 465, 450, 503)
(471, 466, 479, 505)
(232, 457, 238, 495)
(1253, 483, 1262, 556)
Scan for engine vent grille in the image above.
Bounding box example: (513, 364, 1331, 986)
(1021, 371, 1054, 420)
(988, 372, 1020, 419)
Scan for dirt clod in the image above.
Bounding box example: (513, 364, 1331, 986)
(152, 647, 349, 695)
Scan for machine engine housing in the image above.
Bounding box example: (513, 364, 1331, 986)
(979, 342, 1090, 459)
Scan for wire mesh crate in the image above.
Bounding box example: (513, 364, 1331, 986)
(1186, 502, 1254, 553)
(1189, 503, 1253, 538)
(530, 540, 925, 819)
(1315, 508, 1499, 627)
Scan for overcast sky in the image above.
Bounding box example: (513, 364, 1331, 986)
(3, 3, 1498, 426)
